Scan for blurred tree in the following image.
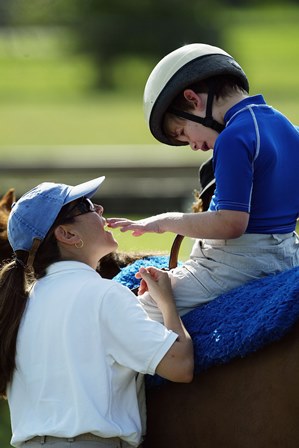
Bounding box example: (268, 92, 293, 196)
(0, 0, 77, 26)
(70, 0, 223, 90)
(0, 0, 224, 90)
(5, 0, 298, 91)
(222, 0, 299, 4)
(221, 0, 299, 5)
(0, 0, 12, 25)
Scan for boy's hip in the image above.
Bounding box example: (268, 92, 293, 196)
(202, 232, 296, 248)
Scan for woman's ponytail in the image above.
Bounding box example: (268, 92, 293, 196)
(0, 257, 30, 397)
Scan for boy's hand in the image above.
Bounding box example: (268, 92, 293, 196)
(107, 216, 164, 236)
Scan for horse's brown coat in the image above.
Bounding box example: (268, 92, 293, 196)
(144, 321, 299, 447)
(0, 189, 15, 263)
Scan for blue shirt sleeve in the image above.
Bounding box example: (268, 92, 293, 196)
(210, 119, 257, 213)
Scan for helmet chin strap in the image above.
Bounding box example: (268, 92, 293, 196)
(168, 81, 225, 134)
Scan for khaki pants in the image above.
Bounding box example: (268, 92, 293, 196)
(139, 232, 299, 322)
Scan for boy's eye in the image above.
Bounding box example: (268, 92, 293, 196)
(176, 129, 184, 138)
(168, 127, 185, 142)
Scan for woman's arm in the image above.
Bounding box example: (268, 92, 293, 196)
(136, 267, 194, 383)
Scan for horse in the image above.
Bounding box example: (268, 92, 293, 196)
(143, 323, 299, 447)
(111, 226, 299, 447)
(0, 188, 16, 265)
(142, 268, 299, 448)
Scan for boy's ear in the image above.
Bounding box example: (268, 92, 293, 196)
(54, 225, 80, 246)
(183, 89, 205, 111)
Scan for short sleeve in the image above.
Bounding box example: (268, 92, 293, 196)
(99, 283, 178, 375)
(211, 121, 257, 212)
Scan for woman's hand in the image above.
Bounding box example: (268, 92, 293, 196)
(135, 266, 173, 306)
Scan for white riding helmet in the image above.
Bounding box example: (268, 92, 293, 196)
(143, 43, 249, 146)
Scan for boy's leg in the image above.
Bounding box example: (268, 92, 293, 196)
(138, 232, 299, 322)
(138, 263, 223, 323)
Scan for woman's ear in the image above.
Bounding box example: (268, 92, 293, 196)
(183, 89, 205, 111)
(54, 225, 80, 246)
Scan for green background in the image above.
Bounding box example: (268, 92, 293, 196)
(1, 5, 299, 447)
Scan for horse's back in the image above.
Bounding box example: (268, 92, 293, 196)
(144, 321, 299, 448)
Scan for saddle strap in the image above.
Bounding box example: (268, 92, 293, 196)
(168, 234, 184, 270)
(130, 235, 183, 295)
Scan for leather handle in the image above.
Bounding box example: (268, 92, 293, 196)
(168, 234, 184, 270)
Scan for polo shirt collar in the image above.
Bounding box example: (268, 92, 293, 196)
(46, 260, 95, 276)
(224, 94, 266, 124)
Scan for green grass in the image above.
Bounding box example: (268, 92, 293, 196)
(0, 9, 299, 445)
(0, 6, 299, 151)
(0, 96, 152, 147)
(0, 27, 156, 148)
(224, 6, 299, 104)
(1, 4, 298, 254)
(111, 226, 193, 261)
(0, 400, 10, 448)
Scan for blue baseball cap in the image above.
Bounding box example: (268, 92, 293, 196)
(8, 176, 105, 253)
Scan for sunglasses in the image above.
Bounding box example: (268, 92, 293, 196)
(65, 197, 98, 219)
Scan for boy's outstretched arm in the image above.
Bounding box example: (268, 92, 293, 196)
(107, 209, 249, 239)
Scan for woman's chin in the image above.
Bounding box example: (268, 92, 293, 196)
(105, 238, 119, 254)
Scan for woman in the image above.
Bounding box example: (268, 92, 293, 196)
(0, 176, 193, 448)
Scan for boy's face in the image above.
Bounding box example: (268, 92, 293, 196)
(164, 89, 219, 150)
(164, 114, 218, 151)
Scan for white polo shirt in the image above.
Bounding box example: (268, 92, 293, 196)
(7, 261, 177, 447)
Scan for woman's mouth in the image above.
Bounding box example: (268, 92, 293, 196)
(201, 142, 210, 151)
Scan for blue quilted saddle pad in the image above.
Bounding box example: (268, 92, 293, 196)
(113, 258, 299, 387)
(183, 265, 299, 372)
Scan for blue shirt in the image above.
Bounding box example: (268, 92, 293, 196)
(210, 95, 299, 233)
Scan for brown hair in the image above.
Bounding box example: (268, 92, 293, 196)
(163, 74, 247, 141)
(0, 202, 76, 397)
(172, 74, 246, 111)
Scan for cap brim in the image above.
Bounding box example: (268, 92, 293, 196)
(64, 176, 105, 205)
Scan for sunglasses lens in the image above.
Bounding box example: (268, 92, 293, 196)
(76, 198, 94, 214)
(65, 198, 95, 219)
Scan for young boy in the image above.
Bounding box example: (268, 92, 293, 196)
(108, 43, 299, 322)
